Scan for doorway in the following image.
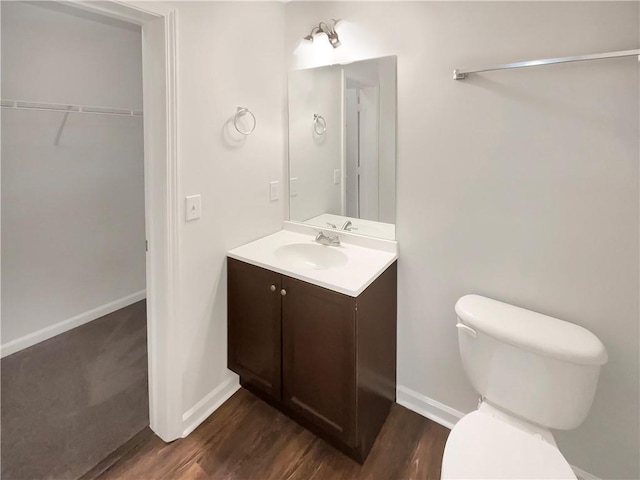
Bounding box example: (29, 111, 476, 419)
(0, 0, 181, 476)
(345, 84, 380, 221)
(0, 2, 146, 478)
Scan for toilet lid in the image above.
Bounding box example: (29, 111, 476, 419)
(441, 411, 576, 479)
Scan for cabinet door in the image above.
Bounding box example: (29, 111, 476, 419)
(227, 258, 282, 400)
(282, 276, 356, 446)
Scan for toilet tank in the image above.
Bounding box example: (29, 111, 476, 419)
(455, 295, 608, 431)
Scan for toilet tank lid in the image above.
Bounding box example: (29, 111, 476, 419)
(455, 295, 608, 366)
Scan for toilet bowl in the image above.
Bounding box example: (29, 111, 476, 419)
(441, 295, 607, 480)
(442, 404, 576, 479)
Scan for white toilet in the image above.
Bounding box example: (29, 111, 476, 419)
(441, 294, 608, 479)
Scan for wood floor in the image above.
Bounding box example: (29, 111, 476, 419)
(83, 388, 450, 480)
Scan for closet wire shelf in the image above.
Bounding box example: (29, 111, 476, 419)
(0, 99, 143, 117)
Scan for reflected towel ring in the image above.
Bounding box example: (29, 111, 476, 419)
(313, 114, 326, 135)
(234, 107, 256, 135)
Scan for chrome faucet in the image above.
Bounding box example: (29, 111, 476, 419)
(315, 230, 341, 246)
(341, 220, 357, 231)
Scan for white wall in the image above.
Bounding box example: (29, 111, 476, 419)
(154, 1, 286, 426)
(1, 2, 145, 347)
(1, 3, 143, 109)
(289, 66, 343, 222)
(285, 2, 639, 479)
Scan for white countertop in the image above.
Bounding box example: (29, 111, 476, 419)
(227, 227, 398, 297)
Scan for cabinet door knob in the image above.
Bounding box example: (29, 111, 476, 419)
(270, 284, 276, 292)
(280, 289, 287, 296)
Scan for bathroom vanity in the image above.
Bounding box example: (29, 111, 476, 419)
(227, 226, 397, 462)
(226, 54, 399, 462)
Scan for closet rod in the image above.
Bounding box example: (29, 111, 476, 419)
(453, 49, 640, 80)
(0, 99, 143, 117)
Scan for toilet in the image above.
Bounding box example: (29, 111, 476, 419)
(441, 294, 608, 479)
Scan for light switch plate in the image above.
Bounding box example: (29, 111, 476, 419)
(333, 169, 341, 185)
(270, 181, 280, 201)
(290, 177, 298, 197)
(185, 195, 201, 221)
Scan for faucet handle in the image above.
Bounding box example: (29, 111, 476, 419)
(314, 229, 341, 246)
(340, 220, 358, 231)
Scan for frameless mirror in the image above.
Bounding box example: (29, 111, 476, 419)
(287, 56, 397, 240)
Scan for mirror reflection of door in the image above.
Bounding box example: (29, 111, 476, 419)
(345, 85, 379, 221)
(287, 56, 396, 240)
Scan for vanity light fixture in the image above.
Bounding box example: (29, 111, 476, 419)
(303, 19, 342, 48)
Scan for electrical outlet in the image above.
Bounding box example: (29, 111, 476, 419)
(333, 169, 341, 185)
(290, 177, 298, 197)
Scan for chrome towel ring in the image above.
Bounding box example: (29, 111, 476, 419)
(313, 114, 326, 135)
(234, 106, 256, 135)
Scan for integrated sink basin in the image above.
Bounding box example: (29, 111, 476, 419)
(227, 226, 398, 296)
(274, 243, 348, 270)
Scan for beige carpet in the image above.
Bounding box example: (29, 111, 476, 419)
(1, 300, 149, 480)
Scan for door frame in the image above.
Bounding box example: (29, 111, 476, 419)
(67, 0, 182, 442)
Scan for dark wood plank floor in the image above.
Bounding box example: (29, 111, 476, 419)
(83, 388, 450, 480)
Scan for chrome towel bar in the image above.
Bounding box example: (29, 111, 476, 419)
(453, 48, 640, 80)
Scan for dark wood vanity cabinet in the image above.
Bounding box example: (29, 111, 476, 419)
(227, 257, 397, 463)
(227, 259, 282, 401)
(282, 275, 357, 446)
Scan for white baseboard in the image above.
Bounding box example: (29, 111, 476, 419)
(181, 375, 241, 437)
(397, 385, 599, 480)
(397, 385, 465, 429)
(1, 290, 147, 358)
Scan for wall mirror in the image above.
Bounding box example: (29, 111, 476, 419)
(287, 56, 397, 240)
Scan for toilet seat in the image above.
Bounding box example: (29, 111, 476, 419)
(441, 411, 576, 479)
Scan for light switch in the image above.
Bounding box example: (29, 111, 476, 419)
(290, 177, 298, 197)
(185, 195, 201, 221)
(270, 181, 280, 201)
(333, 169, 341, 185)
